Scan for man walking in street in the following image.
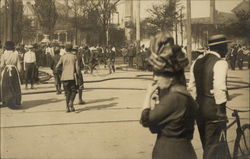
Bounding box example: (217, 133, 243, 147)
(229, 44, 238, 70)
(107, 46, 116, 74)
(188, 34, 230, 159)
(237, 45, 244, 70)
(56, 43, 80, 112)
(24, 45, 36, 89)
(127, 44, 136, 68)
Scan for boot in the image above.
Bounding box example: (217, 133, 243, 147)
(78, 90, 85, 104)
(58, 84, 62, 94)
(66, 105, 71, 113)
(56, 85, 62, 94)
(69, 100, 75, 112)
(65, 94, 71, 113)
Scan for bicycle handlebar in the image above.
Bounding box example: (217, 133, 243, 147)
(226, 106, 250, 113)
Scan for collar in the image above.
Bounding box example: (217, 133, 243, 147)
(4, 50, 16, 54)
(206, 50, 221, 58)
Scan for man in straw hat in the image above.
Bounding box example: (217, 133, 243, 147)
(188, 34, 231, 159)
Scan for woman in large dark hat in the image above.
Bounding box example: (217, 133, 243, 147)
(140, 32, 198, 159)
(0, 41, 22, 109)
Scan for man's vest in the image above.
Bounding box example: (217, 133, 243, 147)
(193, 54, 220, 98)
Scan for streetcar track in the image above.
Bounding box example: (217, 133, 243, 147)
(19, 85, 250, 95)
(1, 117, 249, 129)
(0, 107, 142, 114)
(1, 119, 140, 129)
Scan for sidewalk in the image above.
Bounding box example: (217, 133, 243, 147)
(1, 67, 249, 159)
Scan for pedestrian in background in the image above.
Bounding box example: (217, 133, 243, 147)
(229, 44, 238, 70)
(73, 45, 85, 105)
(188, 34, 230, 159)
(45, 44, 54, 67)
(24, 45, 36, 89)
(237, 45, 244, 70)
(107, 46, 116, 74)
(128, 44, 136, 68)
(89, 46, 99, 74)
(50, 47, 62, 94)
(56, 43, 80, 112)
(0, 41, 22, 109)
(140, 33, 197, 159)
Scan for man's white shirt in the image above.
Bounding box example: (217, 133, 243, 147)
(188, 51, 228, 104)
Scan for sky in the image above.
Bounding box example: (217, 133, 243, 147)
(4, 0, 242, 19)
(116, 0, 242, 18)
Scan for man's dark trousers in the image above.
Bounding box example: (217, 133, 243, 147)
(62, 80, 77, 106)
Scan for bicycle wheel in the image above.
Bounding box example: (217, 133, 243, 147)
(233, 124, 250, 159)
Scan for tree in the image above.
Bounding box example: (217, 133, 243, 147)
(89, 0, 120, 45)
(0, 0, 23, 44)
(22, 16, 36, 44)
(13, 0, 23, 44)
(140, 18, 159, 38)
(69, 0, 92, 45)
(34, 0, 58, 39)
(147, 0, 180, 32)
(218, 9, 250, 44)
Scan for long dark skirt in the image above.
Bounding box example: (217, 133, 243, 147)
(152, 135, 197, 159)
(1, 66, 22, 109)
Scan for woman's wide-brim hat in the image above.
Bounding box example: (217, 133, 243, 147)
(148, 32, 189, 73)
(5, 41, 15, 50)
(208, 34, 231, 46)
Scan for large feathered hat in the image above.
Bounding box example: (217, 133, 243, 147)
(148, 32, 189, 74)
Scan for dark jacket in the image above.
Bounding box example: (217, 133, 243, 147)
(50, 54, 61, 74)
(141, 85, 198, 159)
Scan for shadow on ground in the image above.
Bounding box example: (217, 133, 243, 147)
(22, 98, 65, 109)
(75, 102, 118, 113)
(85, 97, 118, 105)
(228, 93, 243, 101)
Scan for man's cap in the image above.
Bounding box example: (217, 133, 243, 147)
(5, 41, 15, 50)
(208, 34, 231, 46)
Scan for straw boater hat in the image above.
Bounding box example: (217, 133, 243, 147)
(25, 44, 34, 49)
(208, 34, 231, 46)
(148, 32, 189, 73)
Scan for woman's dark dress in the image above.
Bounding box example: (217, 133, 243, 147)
(0, 50, 22, 108)
(141, 85, 198, 159)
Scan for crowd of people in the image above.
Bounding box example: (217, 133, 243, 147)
(0, 41, 151, 111)
(0, 32, 249, 159)
(227, 44, 250, 70)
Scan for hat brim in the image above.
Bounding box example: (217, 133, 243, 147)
(208, 40, 231, 46)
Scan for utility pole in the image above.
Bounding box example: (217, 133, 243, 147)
(7, 0, 14, 41)
(186, 0, 192, 65)
(210, 0, 215, 24)
(124, 0, 133, 43)
(3, 0, 8, 44)
(180, 7, 184, 46)
(136, 0, 140, 53)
